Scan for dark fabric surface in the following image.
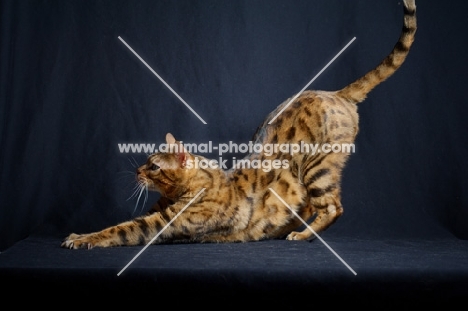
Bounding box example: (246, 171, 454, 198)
(1, 234, 467, 306)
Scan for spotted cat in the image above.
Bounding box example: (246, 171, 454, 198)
(62, 0, 416, 249)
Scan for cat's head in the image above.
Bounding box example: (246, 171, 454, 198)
(136, 133, 200, 197)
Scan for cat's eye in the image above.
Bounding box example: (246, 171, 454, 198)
(149, 164, 160, 171)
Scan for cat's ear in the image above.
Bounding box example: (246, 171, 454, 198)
(166, 133, 190, 168)
(166, 133, 176, 145)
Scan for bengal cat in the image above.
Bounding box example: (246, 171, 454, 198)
(62, 0, 416, 249)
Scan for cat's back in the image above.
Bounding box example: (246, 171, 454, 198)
(254, 90, 359, 148)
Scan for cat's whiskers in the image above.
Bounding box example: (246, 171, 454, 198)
(124, 156, 151, 215)
(127, 180, 143, 200)
(127, 156, 142, 169)
(134, 183, 147, 215)
(128, 180, 149, 215)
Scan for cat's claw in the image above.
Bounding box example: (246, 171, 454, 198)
(61, 233, 94, 250)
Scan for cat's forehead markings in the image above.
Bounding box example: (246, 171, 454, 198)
(148, 154, 159, 163)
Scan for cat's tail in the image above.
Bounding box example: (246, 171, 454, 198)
(336, 0, 416, 104)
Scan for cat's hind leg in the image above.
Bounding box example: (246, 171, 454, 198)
(286, 195, 343, 240)
(286, 155, 345, 241)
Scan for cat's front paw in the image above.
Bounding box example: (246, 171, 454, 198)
(61, 233, 94, 250)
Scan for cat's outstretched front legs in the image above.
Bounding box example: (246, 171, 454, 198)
(61, 222, 148, 249)
(61, 200, 217, 249)
(61, 213, 164, 249)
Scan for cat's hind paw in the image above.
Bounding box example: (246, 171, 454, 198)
(286, 231, 316, 241)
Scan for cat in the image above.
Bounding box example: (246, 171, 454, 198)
(62, 0, 416, 249)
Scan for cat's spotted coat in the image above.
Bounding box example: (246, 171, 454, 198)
(62, 0, 416, 249)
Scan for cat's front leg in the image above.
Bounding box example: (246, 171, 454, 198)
(61, 233, 95, 249)
(61, 196, 214, 249)
(61, 215, 160, 249)
(61, 203, 197, 249)
(61, 230, 125, 249)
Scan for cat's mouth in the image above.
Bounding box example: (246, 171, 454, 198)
(136, 175, 152, 187)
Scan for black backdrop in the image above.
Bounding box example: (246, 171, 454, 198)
(1, 0, 468, 252)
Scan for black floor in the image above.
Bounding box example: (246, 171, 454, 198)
(1, 234, 467, 306)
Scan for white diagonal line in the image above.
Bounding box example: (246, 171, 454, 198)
(268, 188, 357, 275)
(117, 188, 206, 276)
(268, 37, 356, 124)
(118, 36, 207, 125)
